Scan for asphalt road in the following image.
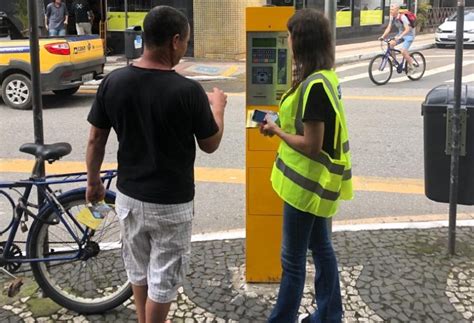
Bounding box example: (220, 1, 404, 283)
(1, 47, 473, 235)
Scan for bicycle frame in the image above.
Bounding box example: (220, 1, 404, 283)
(381, 41, 406, 74)
(0, 169, 117, 265)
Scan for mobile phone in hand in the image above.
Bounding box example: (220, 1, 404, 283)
(252, 110, 279, 124)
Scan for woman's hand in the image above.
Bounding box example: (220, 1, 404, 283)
(259, 115, 280, 137)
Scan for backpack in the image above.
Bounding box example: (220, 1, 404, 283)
(402, 11, 416, 28)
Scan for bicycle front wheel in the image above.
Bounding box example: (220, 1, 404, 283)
(407, 52, 426, 81)
(369, 54, 393, 85)
(28, 190, 132, 314)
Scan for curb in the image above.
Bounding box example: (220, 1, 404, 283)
(335, 43, 435, 65)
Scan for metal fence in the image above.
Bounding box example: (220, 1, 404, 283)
(424, 7, 474, 30)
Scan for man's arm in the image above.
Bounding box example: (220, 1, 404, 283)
(380, 23, 392, 39)
(64, 4, 69, 25)
(397, 20, 411, 39)
(44, 6, 50, 30)
(197, 87, 227, 153)
(86, 126, 110, 203)
(88, 10, 95, 23)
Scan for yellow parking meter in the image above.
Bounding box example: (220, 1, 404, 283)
(245, 6, 294, 282)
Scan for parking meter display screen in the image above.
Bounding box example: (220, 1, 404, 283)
(252, 37, 277, 48)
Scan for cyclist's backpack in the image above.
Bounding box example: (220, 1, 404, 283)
(402, 11, 416, 28)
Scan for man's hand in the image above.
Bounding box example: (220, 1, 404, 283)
(86, 180, 105, 204)
(378, 36, 384, 41)
(207, 87, 227, 113)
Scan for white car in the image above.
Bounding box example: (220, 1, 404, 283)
(435, 10, 474, 47)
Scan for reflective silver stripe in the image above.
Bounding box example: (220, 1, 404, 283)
(275, 157, 340, 201)
(343, 168, 352, 180)
(315, 152, 345, 175)
(281, 147, 345, 176)
(343, 140, 350, 153)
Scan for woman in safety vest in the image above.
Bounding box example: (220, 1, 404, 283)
(259, 9, 353, 323)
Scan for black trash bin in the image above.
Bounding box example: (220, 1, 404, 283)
(124, 26, 143, 59)
(422, 84, 474, 204)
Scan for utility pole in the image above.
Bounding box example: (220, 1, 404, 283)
(27, 0, 45, 180)
(325, 0, 336, 49)
(448, 0, 465, 256)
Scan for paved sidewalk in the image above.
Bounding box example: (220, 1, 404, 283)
(86, 33, 435, 85)
(0, 222, 472, 322)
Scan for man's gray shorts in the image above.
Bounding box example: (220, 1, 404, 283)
(116, 191, 193, 303)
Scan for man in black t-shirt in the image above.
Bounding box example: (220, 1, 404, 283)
(71, 0, 93, 35)
(86, 6, 226, 323)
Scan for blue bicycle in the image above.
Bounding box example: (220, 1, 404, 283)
(368, 38, 426, 85)
(0, 142, 131, 314)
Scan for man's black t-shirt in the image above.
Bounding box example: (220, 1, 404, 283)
(72, 0, 91, 23)
(88, 65, 218, 204)
(301, 83, 336, 158)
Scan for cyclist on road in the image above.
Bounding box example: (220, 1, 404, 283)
(379, 3, 416, 75)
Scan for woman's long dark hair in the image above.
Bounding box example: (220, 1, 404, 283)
(287, 9, 334, 93)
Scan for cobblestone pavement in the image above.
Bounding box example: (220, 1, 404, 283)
(0, 225, 472, 322)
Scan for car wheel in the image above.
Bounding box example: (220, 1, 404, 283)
(1, 73, 33, 110)
(52, 86, 81, 96)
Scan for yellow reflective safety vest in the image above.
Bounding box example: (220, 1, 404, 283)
(271, 69, 353, 217)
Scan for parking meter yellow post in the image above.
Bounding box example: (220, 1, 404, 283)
(245, 6, 294, 283)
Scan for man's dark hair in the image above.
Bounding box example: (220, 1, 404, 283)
(287, 9, 334, 92)
(143, 5, 189, 48)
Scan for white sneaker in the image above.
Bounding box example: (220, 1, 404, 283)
(298, 313, 310, 323)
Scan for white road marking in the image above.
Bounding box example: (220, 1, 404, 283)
(339, 59, 474, 84)
(390, 60, 474, 83)
(336, 62, 368, 72)
(445, 73, 474, 83)
(424, 54, 474, 58)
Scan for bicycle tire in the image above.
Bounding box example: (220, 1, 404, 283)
(28, 189, 132, 314)
(369, 54, 393, 85)
(407, 52, 426, 81)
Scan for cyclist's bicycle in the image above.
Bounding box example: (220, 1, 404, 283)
(368, 38, 426, 85)
(0, 142, 131, 314)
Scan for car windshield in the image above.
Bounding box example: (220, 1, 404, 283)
(449, 11, 474, 22)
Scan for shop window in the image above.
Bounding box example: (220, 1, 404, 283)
(336, 0, 352, 27)
(360, 0, 383, 26)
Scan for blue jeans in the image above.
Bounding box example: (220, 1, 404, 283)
(268, 203, 342, 323)
(49, 28, 66, 36)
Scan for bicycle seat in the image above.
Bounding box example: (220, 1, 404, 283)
(19, 143, 72, 162)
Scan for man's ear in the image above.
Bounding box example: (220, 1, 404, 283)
(172, 34, 180, 50)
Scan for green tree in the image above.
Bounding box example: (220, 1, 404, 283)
(15, 0, 28, 34)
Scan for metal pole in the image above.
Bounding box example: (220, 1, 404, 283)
(448, 0, 465, 256)
(124, 0, 128, 29)
(124, 0, 129, 65)
(325, 0, 336, 236)
(325, 0, 336, 49)
(27, 0, 45, 180)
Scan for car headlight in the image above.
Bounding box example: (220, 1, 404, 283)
(436, 28, 443, 33)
